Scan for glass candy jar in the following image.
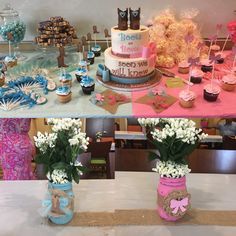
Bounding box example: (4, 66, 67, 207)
(0, 4, 26, 60)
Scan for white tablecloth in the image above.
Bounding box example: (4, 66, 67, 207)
(0, 172, 236, 235)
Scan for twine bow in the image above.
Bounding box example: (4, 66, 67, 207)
(39, 189, 72, 218)
(170, 197, 188, 214)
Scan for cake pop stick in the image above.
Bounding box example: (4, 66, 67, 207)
(81, 36, 87, 55)
(104, 28, 111, 48)
(209, 54, 221, 88)
(184, 34, 194, 59)
(6, 32, 13, 56)
(93, 25, 99, 46)
(221, 34, 230, 53)
(232, 46, 236, 68)
(87, 33, 92, 51)
(188, 57, 199, 90)
(215, 24, 222, 45)
(197, 42, 205, 57)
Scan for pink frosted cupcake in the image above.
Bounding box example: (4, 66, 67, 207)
(203, 84, 221, 102)
(190, 68, 204, 84)
(210, 44, 220, 55)
(221, 74, 236, 91)
(179, 90, 196, 108)
(201, 59, 213, 73)
(178, 60, 190, 74)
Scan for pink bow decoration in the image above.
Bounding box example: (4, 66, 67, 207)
(170, 197, 188, 214)
(216, 24, 223, 31)
(95, 94, 104, 102)
(209, 34, 217, 42)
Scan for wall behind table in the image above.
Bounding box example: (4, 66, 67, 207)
(0, 0, 235, 42)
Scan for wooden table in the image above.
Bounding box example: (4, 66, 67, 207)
(0, 172, 236, 235)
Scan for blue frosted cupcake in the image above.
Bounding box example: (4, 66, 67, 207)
(4, 56, 17, 67)
(91, 44, 101, 57)
(75, 68, 87, 82)
(87, 51, 95, 65)
(80, 76, 95, 95)
(59, 73, 72, 87)
(79, 60, 90, 70)
(56, 86, 72, 103)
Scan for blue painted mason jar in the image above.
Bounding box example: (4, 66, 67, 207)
(47, 182, 74, 224)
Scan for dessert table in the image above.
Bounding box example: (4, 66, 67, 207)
(0, 172, 236, 235)
(0, 50, 235, 118)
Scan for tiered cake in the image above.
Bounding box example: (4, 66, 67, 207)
(98, 8, 157, 85)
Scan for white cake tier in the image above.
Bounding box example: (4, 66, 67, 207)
(111, 25, 150, 58)
(104, 47, 155, 78)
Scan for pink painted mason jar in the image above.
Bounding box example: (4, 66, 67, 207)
(157, 176, 191, 221)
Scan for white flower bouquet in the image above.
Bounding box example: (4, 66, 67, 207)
(34, 118, 89, 184)
(139, 118, 207, 178)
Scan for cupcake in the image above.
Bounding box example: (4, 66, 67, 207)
(178, 60, 190, 74)
(80, 76, 95, 95)
(87, 51, 95, 65)
(203, 84, 220, 102)
(59, 73, 72, 87)
(179, 90, 196, 108)
(221, 74, 236, 91)
(91, 44, 101, 57)
(190, 68, 204, 84)
(56, 86, 72, 103)
(4, 56, 17, 67)
(75, 68, 87, 82)
(201, 59, 213, 73)
(210, 44, 220, 55)
(79, 60, 90, 70)
(215, 52, 225, 64)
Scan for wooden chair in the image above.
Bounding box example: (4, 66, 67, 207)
(87, 141, 112, 178)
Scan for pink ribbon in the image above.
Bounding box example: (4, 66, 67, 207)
(170, 197, 188, 214)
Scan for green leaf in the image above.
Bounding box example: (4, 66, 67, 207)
(148, 151, 159, 161)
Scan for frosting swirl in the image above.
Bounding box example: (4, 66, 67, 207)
(222, 74, 236, 85)
(210, 45, 220, 51)
(75, 68, 87, 76)
(4, 56, 17, 63)
(87, 51, 95, 58)
(59, 73, 72, 81)
(204, 84, 221, 94)
(201, 59, 213, 66)
(190, 68, 204, 77)
(56, 86, 71, 95)
(178, 60, 190, 68)
(179, 90, 196, 101)
(80, 76, 95, 87)
(79, 60, 90, 67)
(91, 45, 101, 52)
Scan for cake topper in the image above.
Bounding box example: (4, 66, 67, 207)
(129, 8, 141, 30)
(232, 45, 236, 69)
(93, 25, 100, 34)
(117, 8, 128, 30)
(87, 33, 92, 51)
